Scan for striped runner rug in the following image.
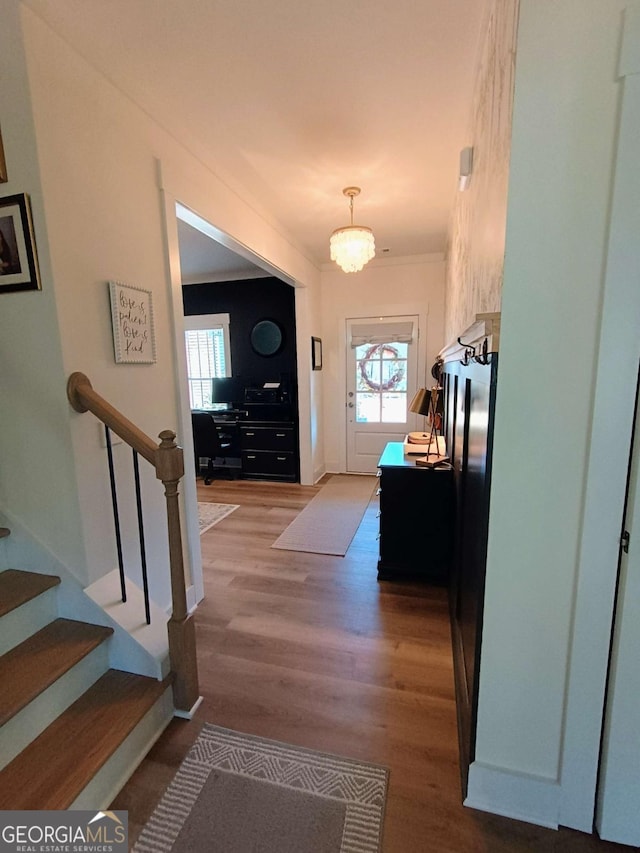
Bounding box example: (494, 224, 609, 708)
(271, 474, 377, 556)
(133, 723, 388, 853)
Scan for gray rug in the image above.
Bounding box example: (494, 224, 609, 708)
(271, 474, 376, 556)
(133, 724, 388, 853)
(198, 502, 239, 535)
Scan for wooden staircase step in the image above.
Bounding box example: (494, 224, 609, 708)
(0, 669, 172, 810)
(0, 569, 60, 617)
(0, 618, 113, 726)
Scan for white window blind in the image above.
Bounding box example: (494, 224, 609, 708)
(349, 320, 414, 347)
(184, 313, 231, 410)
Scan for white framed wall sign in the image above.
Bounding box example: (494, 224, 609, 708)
(108, 280, 156, 363)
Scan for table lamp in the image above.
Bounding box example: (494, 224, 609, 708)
(408, 388, 436, 444)
(408, 386, 448, 465)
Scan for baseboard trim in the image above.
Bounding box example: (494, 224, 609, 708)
(313, 466, 327, 484)
(174, 695, 203, 720)
(465, 761, 560, 829)
(186, 583, 198, 615)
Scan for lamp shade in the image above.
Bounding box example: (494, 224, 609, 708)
(329, 187, 375, 273)
(330, 225, 375, 273)
(409, 388, 431, 417)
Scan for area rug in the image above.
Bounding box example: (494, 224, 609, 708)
(198, 502, 239, 535)
(271, 474, 376, 556)
(133, 724, 388, 853)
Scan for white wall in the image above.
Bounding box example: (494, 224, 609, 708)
(467, 0, 628, 827)
(1, 5, 321, 604)
(295, 279, 324, 484)
(445, 0, 518, 344)
(0, 0, 88, 575)
(320, 255, 445, 474)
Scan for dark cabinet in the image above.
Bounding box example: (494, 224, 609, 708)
(240, 422, 297, 481)
(442, 355, 498, 796)
(376, 442, 454, 583)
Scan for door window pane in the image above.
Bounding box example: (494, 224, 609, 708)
(381, 359, 407, 392)
(381, 393, 406, 423)
(381, 342, 408, 359)
(354, 341, 408, 423)
(357, 359, 380, 391)
(356, 393, 380, 423)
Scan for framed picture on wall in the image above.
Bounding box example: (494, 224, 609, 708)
(0, 125, 7, 182)
(109, 280, 156, 363)
(312, 336, 322, 370)
(0, 193, 41, 293)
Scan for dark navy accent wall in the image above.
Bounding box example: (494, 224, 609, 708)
(182, 277, 298, 405)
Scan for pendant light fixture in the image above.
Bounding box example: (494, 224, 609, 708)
(329, 187, 375, 273)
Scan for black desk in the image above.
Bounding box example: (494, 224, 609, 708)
(191, 408, 298, 482)
(376, 442, 454, 583)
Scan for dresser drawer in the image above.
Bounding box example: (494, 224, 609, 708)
(240, 425, 295, 452)
(241, 450, 296, 478)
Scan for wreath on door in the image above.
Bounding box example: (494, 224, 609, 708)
(358, 344, 405, 392)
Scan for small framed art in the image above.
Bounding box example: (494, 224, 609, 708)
(311, 336, 322, 370)
(0, 125, 7, 183)
(0, 193, 41, 293)
(109, 280, 156, 363)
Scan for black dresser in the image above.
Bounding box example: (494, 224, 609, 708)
(376, 442, 454, 583)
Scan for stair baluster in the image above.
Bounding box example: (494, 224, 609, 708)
(66, 371, 200, 715)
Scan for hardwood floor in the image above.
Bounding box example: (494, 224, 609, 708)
(112, 476, 628, 852)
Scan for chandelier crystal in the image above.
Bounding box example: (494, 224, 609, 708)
(329, 187, 375, 273)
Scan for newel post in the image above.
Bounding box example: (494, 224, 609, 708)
(155, 430, 200, 714)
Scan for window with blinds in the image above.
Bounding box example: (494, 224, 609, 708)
(183, 313, 231, 410)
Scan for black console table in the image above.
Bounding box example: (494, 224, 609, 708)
(376, 442, 454, 583)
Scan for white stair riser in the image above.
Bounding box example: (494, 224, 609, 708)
(0, 588, 58, 657)
(0, 643, 109, 771)
(84, 570, 170, 680)
(70, 685, 174, 810)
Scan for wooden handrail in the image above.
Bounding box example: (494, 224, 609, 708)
(66, 371, 200, 715)
(68, 372, 157, 464)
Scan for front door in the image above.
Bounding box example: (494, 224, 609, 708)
(346, 315, 419, 473)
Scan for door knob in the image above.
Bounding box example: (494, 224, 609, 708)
(348, 402, 354, 408)
(348, 391, 354, 397)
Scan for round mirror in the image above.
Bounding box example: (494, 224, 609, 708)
(250, 319, 283, 356)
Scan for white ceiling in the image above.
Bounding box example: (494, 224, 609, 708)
(23, 0, 488, 271)
(177, 220, 267, 282)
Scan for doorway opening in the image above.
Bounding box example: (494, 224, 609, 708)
(163, 200, 305, 609)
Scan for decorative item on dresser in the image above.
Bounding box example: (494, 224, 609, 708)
(376, 441, 454, 583)
(407, 385, 448, 466)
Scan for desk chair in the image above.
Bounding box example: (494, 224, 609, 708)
(191, 412, 240, 484)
